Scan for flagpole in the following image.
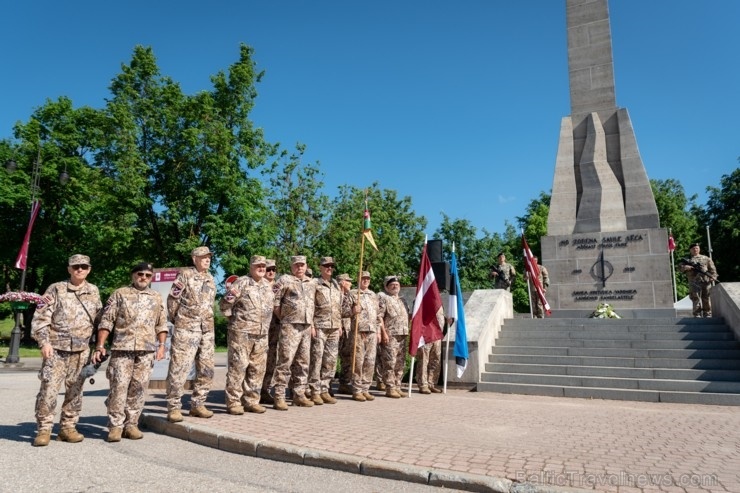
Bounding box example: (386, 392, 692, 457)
(351, 191, 372, 383)
(669, 228, 677, 303)
(443, 242, 455, 394)
(407, 235, 427, 398)
(526, 275, 534, 319)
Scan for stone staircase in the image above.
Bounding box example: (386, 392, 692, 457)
(477, 317, 740, 405)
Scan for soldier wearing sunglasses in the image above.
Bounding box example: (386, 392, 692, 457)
(31, 254, 102, 447)
(93, 262, 167, 442)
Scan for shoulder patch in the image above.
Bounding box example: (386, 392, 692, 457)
(169, 280, 184, 298)
(37, 295, 53, 309)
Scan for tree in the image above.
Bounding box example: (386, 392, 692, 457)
(434, 213, 504, 291)
(95, 44, 278, 280)
(314, 184, 426, 291)
(651, 178, 699, 299)
(701, 166, 740, 282)
(262, 145, 330, 273)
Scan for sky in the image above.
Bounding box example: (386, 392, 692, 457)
(2, 1, 739, 238)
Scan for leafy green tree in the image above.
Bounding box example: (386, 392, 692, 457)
(701, 166, 740, 282)
(314, 183, 426, 291)
(434, 213, 504, 291)
(96, 44, 278, 280)
(263, 145, 330, 273)
(651, 178, 699, 298)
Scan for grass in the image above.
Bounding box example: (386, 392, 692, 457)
(0, 317, 228, 357)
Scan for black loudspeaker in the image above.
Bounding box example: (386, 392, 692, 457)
(431, 261, 450, 292)
(427, 239, 443, 263)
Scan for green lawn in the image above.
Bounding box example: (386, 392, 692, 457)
(0, 317, 41, 358)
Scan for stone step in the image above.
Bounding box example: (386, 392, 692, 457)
(503, 317, 726, 328)
(503, 324, 732, 333)
(490, 346, 740, 359)
(489, 353, 740, 370)
(498, 330, 734, 339)
(476, 381, 740, 406)
(493, 338, 738, 350)
(484, 362, 740, 381)
(479, 372, 740, 393)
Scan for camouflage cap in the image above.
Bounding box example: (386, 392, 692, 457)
(384, 275, 399, 286)
(689, 242, 700, 249)
(319, 256, 336, 266)
(68, 254, 91, 266)
(191, 246, 213, 257)
(291, 255, 306, 265)
(361, 271, 371, 279)
(337, 273, 352, 283)
(306, 268, 313, 277)
(131, 261, 154, 273)
(251, 255, 267, 266)
(266, 258, 276, 268)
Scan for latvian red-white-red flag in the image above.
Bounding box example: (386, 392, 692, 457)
(14, 200, 41, 270)
(409, 241, 444, 357)
(522, 230, 551, 316)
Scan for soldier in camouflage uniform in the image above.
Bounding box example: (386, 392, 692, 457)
(92, 262, 167, 442)
(526, 255, 550, 318)
(378, 275, 410, 399)
(336, 273, 354, 394)
(415, 308, 446, 394)
(220, 255, 274, 414)
(343, 271, 382, 402)
(679, 243, 719, 318)
(271, 255, 317, 410)
(259, 258, 279, 404)
(31, 254, 102, 447)
(308, 257, 344, 405)
(491, 252, 517, 291)
(165, 246, 217, 423)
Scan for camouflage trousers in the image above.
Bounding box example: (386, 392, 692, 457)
(308, 327, 340, 394)
(260, 319, 280, 394)
(35, 348, 89, 432)
(338, 328, 353, 386)
(106, 350, 155, 429)
(689, 280, 713, 317)
(352, 331, 377, 394)
(415, 340, 441, 389)
(379, 334, 407, 391)
(165, 329, 215, 410)
(271, 323, 311, 399)
(225, 331, 268, 408)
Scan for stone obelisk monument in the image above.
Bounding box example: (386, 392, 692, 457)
(542, 0, 673, 316)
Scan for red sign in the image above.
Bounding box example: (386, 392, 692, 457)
(153, 269, 180, 283)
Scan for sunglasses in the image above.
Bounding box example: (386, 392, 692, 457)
(135, 272, 153, 279)
(266, 268, 277, 272)
(71, 264, 90, 271)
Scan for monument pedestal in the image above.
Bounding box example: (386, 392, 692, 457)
(542, 228, 674, 316)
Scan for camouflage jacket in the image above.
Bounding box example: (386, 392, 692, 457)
(220, 276, 274, 335)
(378, 291, 410, 336)
(313, 277, 344, 330)
(343, 288, 381, 333)
(527, 264, 550, 290)
(681, 254, 718, 284)
(166, 267, 216, 332)
(274, 274, 316, 324)
(493, 262, 516, 289)
(31, 280, 102, 351)
(99, 285, 167, 351)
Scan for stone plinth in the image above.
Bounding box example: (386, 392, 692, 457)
(541, 228, 673, 312)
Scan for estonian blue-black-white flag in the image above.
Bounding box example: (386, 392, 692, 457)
(448, 248, 468, 378)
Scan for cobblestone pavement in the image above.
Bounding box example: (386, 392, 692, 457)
(141, 360, 740, 493)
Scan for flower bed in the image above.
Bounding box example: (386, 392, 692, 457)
(0, 291, 44, 305)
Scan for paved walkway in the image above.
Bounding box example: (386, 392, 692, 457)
(142, 355, 739, 493)
(7, 355, 740, 492)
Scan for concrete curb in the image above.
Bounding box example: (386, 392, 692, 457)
(140, 414, 593, 493)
